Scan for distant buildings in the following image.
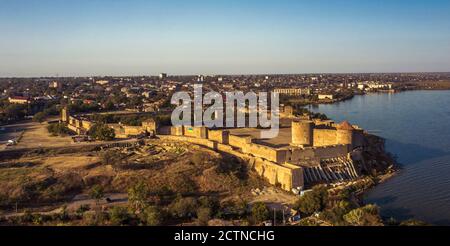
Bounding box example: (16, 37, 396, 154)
(95, 80, 109, 85)
(318, 94, 334, 100)
(273, 88, 311, 96)
(159, 73, 167, 79)
(8, 96, 30, 104)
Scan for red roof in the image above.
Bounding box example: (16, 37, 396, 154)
(337, 121, 354, 130)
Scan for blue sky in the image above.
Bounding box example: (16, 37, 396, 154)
(1, 0, 450, 77)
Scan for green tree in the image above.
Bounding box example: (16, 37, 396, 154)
(33, 112, 47, 123)
(142, 206, 162, 226)
(128, 181, 149, 214)
(47, 122, 73, 136)
(88, 123, 115, 141)
(89, 185, 104, 205)
(169, 196, 198, 219)
(343, 204, 383, 226)
(251, 202, 270, 224)
(294, 185, 329, 216)
(109, 206, 130, 225)
(197, 207, 212, 226)
(100, 150, 126, 169)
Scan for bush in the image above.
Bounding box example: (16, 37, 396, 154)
(169, 196, 198, 219)
(343, 204, 382, 226)
(89, 185, 104, 204)
(251, 202, 270, 224)
(109, 206, 130, 225)
(100, 150, 127, 169)
(128, 181, 149, 214)
(142, 206, 162, 226)
(294, 185, 329, 216)
(197, 207, 212, 226)
(88, 123, 115, 141)
(198, 196, 220, 216)
(33, 112, 47, 123)
(47, 123, 73, 136)
(319, 200, 354, 226)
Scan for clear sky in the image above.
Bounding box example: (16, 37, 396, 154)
(1, 0, 450, 77)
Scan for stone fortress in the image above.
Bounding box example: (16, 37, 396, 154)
(61, 106, 371, 193)
(61, 107, 157, 138)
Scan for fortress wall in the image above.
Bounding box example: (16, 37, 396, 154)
(123, 126, 145, 136)
(312, 144, 350, 159)
(158, 135, 217, 149)
(229, 135, 252, 148)
(287, 144, 349, 163)
(313, 129, 338, 147)
(208, 130, 230, 144)
(170, 126, 184, 136)
(251, 157, 303, 191)
(184, 126, 208, 139)
(241, 143, 287, 164)
(142, 120, 157, 133)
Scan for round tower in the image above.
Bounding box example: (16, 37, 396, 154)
(336, 121, 354, 147)
(291, 120, 314, 146)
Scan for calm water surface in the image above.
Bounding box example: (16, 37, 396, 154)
(311, 90, 450, 225)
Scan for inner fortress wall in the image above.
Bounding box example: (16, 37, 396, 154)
(313, 129, 338, 147)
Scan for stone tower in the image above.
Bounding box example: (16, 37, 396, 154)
(61, 107, 69, 123)
(291, 120, 314, 146)
(336, 121, 354, 147)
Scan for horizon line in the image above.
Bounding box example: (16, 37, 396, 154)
(1, 71, 450, 79)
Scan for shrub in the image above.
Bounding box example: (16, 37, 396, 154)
(142, 206, 162, 226)
(109, 206, 130, 225)
(89, 185, 104, 205)
(128, 181, 149, 214)
(169, 196, 198, 219)
(343, 204, 382, 226)
(198, 196, 220, 216)
(47, 123, 73, 136)
(33, 112, 47, 123)
(251, 202, 270, 224)
(88, 123, 115, 141)
(294, 185, 329, 216)
(197, 207, 212, 226)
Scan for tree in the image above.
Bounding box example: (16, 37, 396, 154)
(142, 206, 162, 226)
(47, 122, 73, 136)
(100, 150, 126, 169)
(294, 185, 329, 216)
(251, 202, 270, 224)
(343, 204, 383, 226)
(197, 207, 212, 226)
(109, 206, 130, 225)
(169, 196, 198, 219)
(128, 181, 149, 214)
(89, 185, 104, 205)
(33, 112, 47, 123)
(88, 123, 115, 141)
(319, 200, 354, 226)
